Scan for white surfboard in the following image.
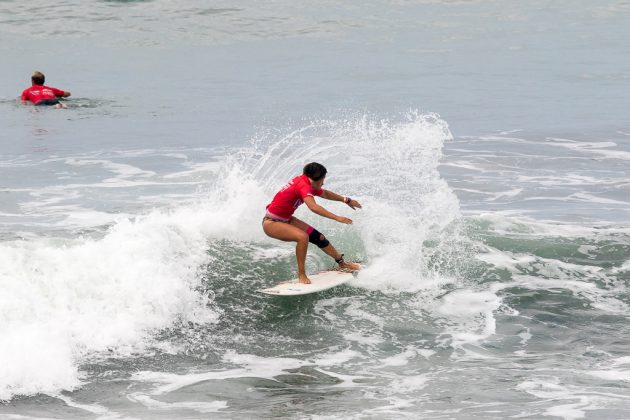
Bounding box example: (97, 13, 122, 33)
(258, 270, 357, 296)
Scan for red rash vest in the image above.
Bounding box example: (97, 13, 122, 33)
(21, 85, 65, 104)
(266, 174, 323, 220)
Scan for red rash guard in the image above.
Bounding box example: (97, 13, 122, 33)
(21, 85, 65, 104)
(266, 174, 323, 220)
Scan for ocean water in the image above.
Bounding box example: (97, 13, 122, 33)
(1, 1, 629, 419)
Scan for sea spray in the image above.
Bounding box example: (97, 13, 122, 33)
(233, 112, 468, 291)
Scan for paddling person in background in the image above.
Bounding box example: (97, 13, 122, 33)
(21, 71, 71, 108)
(263, 162, 362, 284)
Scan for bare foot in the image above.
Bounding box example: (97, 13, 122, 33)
(339, 261, 361, 271)
(298, 274, 311, 284)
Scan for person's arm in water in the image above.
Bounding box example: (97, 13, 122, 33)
(52, 87, 71, 98)
(320, 189, 362, 210)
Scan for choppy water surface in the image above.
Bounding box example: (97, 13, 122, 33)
(1, 1, 629, 419)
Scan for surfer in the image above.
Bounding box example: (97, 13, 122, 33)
(21, 71, 71, 108)
(262, 162, 362, 284)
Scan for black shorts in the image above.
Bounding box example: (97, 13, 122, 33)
(35, 98, 60, 106)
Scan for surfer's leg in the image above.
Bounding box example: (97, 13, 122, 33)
(290, 218, 361, 272)
(337, 257, 361, 271)
(319, 244, 361, 271)
(263, 219, 311, 284)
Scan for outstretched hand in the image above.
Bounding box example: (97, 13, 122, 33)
(335, 216, 353, 224)
(346, 199, 362, 210)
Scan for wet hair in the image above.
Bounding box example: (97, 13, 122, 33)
(303, 162, 327, 181)
(31, 71, 45, 85)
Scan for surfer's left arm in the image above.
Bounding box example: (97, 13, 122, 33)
(321, 189, 362, 210)
(303, 196, 352, 224)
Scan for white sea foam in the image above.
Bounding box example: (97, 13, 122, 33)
(53, 395, 110, 416)
(435, 286, 503, 350)
(517, 379, 591, 420)
(0, 206, 223, 400)
(440, 160, 486, 172)
(486, 188, 524, 201)
(612, 260, 630, 274)
(569, 192, 630, 205)
(162, 161, 222, 179)
(381, 347, 425, 367)
(130, 395, 228, 414)
(517, 174, 626, 187)
(64, 158, 157, 180)
(311, 348, 364, 368)
(586, 370, 630, 382)
(517, 378, 630, 420)
(129, 350, 363, 411)
(476, 240, 629, 314)
(0, 164, 276, 400)
(517, 274, 628, 314)
(546, 137, 630, 161)
(474, 212, 630, 237)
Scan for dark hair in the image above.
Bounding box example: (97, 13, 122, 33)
(31, 71, 45, 85)
(303, 162, 327, 181)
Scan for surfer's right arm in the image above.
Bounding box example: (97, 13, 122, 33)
(303, 196, 353, 224)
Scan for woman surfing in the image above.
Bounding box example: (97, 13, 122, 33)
(262, 162, 362, 284)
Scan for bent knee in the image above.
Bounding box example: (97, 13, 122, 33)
(308, 228, 330, 249)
